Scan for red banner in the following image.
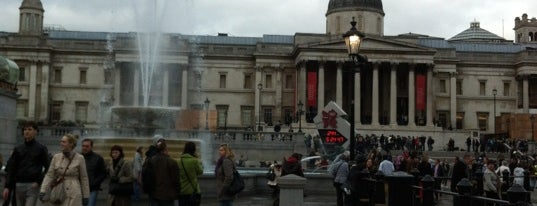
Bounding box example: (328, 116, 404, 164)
(416, 74, 426, 110)
(307, 71, 317, 107)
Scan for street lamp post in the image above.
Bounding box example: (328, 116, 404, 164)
(204, 97, 210, 130)
(492, 88, 497, 133)
(343, 17, 366, 161)
(257, 83, 263, 132)
(224, 108, 228, 131)
(531, 114, 535, 141)
(297, 100, 304, 133)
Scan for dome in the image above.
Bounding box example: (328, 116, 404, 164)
(20, 0, 44, 11)
(327, 0, 384, 16)
(449, 21, 505, 42)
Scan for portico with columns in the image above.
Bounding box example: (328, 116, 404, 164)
(294, 36, 439, 132)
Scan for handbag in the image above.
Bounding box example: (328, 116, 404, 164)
(181, 158, 201, 206)
(109, 161, 134, 195)
(227, 169, 245, 196)
(266, 168, 276, 181)
(44, 154, 74, 204)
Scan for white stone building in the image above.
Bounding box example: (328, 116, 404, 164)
(1, 0, 536, 141)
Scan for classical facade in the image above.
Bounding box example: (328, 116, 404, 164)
(1, 0, 537, 139)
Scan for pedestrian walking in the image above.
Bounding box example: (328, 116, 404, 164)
(39, 133, 90, 206)
(178, 142, 203, 206)
(107, 145, 133, 206)
(331, 153, 349, 206)
(215, 144, 236, 206)
(145, 141, 181, 206)
(3, 121, 50, 206)
(132, 146, 143, 201)
(80, 139, 107, 206)
(266, 162, 282, 206)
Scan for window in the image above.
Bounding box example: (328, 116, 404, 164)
(75, 101, 89, 123)
(194, 72, 202, 90)
(263, 107, 273, 124)
(479, 81, 486, 96)
(336, 16, 340, 34)
(437, 112, 447, 128)
(244, 73, 252, 89)
(285, 74, 294, 89)
(265, 74, 273, 88)
(216, 105, 229, 128)
(477, 112, 489, 131)
(439, 79, 446, 93)
(53, 67, 62, 84)
(456, 112, 464, 129)
(456, 80, 462, 95)
(79, 67, 88, 84)
(104, 70, 113, 85)
(517, 81, 523, 108)
(19, 67, 26, 82)
(241, 106, 254, 126)
(283, 108, 293, 125)
(51, 101, 63, 123)
(503, 82, 510, 96)
(16, 100, 28, 118)
(219, 73, 227, 88)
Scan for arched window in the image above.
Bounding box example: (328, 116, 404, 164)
(336, 16, 340, 34)
(377, 17, 381, 33)
(529, 32, 534, 41)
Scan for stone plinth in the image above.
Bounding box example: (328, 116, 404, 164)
(279, 174, 307, 206)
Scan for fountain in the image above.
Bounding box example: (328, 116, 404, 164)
(90, 0, 214, 165)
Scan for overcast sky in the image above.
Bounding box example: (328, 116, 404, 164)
(1, 0, 535, 41)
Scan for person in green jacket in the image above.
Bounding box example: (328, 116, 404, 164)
(178, 142, 203, 206)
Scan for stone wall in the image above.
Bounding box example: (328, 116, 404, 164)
(0, 89, 18, 162)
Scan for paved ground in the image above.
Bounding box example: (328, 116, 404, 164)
(1, 189, 535, 206)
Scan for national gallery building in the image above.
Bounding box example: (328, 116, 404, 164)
(1, 0, 537, 140)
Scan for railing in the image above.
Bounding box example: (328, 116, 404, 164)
(19, 127, 304, 144)
(345, 169, 534, 206)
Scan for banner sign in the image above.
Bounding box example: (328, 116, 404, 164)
(307, 71, 317, 107)
(416, 74, 426, 110)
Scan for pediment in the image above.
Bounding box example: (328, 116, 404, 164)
(298, 36, 434, 53)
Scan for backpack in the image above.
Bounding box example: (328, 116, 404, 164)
(329, 161, 343, 177)
(141, 158, 155, 194)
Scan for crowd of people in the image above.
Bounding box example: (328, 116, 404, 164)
(1, 121, 208, 206)
(319, 148, 537, 206)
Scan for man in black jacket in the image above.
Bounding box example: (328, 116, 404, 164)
(81, 139, 107, 206)
(3, 121, 49, 206)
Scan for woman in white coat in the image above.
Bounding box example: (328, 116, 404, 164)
(39, 133, 90, 206)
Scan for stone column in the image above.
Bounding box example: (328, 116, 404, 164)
(523, 75, 529, 113)
(372, 63, 380, 126)
(450, 72, 457, 128)
(255, 66, 263, 128)
(28, 63, 37, 120)
(426, 64, 434, 127)
(336, 62, 343, 106)
(162, 68, 169, 107)
(275, 66, 283, 121)
(298, 62, 307, 109)
(355, 69, 361, 125)
(133, 67, 140, 106)
(278, 174, 307, 206)
(318, 61, 325, 114)
(114, 65, 121, 106)
(408, 64, 416, 127)
(40, 63, 50, 122)
(181, 67, 188, 108)
(390, 63, 398, 126)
